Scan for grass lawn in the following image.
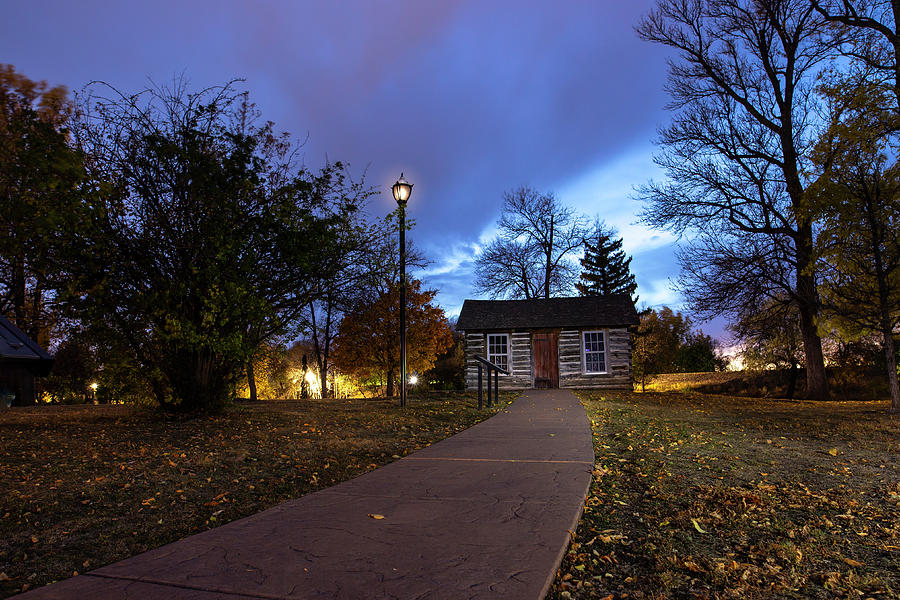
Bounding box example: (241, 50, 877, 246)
(0, 393, 510, 598)
(550, 391, 899, 600)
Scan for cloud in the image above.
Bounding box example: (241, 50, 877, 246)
(556, 144, 676, 256)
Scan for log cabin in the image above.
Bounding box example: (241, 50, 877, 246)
(456, 295, 638, 391)
(0, 315, 54, 406)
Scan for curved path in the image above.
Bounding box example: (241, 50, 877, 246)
(18, 390, 593, 600)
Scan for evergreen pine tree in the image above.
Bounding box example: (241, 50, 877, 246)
(575, 221, 638, 302)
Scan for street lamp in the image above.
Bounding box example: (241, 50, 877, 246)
(392, 173, 413, 407)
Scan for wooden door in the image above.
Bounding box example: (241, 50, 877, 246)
(532, 333, 559, 388)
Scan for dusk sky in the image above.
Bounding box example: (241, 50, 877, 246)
(2, 1, 728, 339)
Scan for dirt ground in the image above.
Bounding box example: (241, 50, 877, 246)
(0, 394, 509, 598)
(550, 391, 899, 600)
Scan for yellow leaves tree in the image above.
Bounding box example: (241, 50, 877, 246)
(332, 279, 453, 397)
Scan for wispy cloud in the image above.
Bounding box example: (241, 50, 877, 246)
(556, 144, 676, 256)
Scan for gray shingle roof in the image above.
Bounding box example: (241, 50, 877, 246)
(0, 315, 54, 375)
(456, 295, 639, 331)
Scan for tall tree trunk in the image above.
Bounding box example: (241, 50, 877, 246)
(795, 222, 830, 401)
(881, 328, 900, 413)
(319, 367, 328, 399)
(30, 285, 43, 343)
(386, 370, 394, 398)
(321, 298, 334, 399)
(247, 361, 257, 402)
(786, 362, 798, 400)
(11, 255, 26, 331)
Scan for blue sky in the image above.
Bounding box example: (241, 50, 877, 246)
(2, 0, 728, 339)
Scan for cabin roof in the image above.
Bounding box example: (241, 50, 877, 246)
(0, 315, 54, 375)
(456, 295, 639, 331)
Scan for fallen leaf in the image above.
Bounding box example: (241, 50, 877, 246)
(368, 513, 385, 520)
(827, 448, 838, 456)
(842, 557, 864, 568)
(691, 518, 708, 534)
(683, 559, 704, 573)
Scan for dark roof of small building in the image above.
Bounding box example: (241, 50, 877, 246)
(456, 295, 639, 331)
(0, 315, 54, 375)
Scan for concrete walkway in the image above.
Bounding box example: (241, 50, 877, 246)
(19, 390, 594, 600)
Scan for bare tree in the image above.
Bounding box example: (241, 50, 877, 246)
(636, 0, 835, 400)
(812, 0, 900, 110)
(474, 187, 587, 299)
(303, 211, 427, 399)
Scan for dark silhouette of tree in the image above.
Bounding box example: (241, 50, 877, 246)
(301, 211, 426, 399)
(424, 322, 466, 390)
(474, 187, 587, 299)
(332, 279, 453, 398)
(575, 219, 638, 302)
(732, 298, 805, 398)
(676, 332, 725, 373)
(0, 65, 90, 343)
(41, 338, 97, 404)
(811, 0, 900, 111)
(71, 78, 366, 411)
(637, 0, 835, 400)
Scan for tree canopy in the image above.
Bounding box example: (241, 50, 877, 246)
(474, 187, 587, 299)
(637, 0, 834, 400)
(575, 219, 638, 302)
(633, 307, 724, 391)
(0, 64, 90, 342)
(332, 279, 453, 398)
(69, 79, 367, 411)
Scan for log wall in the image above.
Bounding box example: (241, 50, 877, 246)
(464, 328, 632, 391)
(464, 332, 532, 390)
(559, 328, 632, 389)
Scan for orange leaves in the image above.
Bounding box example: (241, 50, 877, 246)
(331, 278, 453, 386)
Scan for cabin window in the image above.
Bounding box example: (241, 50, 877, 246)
(487, 333, 510, 372)
(583, 330, 606, 374)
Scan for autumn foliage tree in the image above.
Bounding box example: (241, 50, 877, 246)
(0, 65, 90, 342)
(811, 77, 900, 411)
(633, 307, 723, 391)
(332, 279, 453, 398)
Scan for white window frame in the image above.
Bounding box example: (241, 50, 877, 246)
(486, 333, 511, 375)
(582, 330, 607, 374)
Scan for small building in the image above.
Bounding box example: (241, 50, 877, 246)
(456, 295, 639, 391)
(0, 315, 54, 406)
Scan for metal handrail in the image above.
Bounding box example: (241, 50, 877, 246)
(473, 355, 508, 409)
(473, 354, 510, 374)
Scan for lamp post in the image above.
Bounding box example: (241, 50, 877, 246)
(392, 173, 413, 407)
